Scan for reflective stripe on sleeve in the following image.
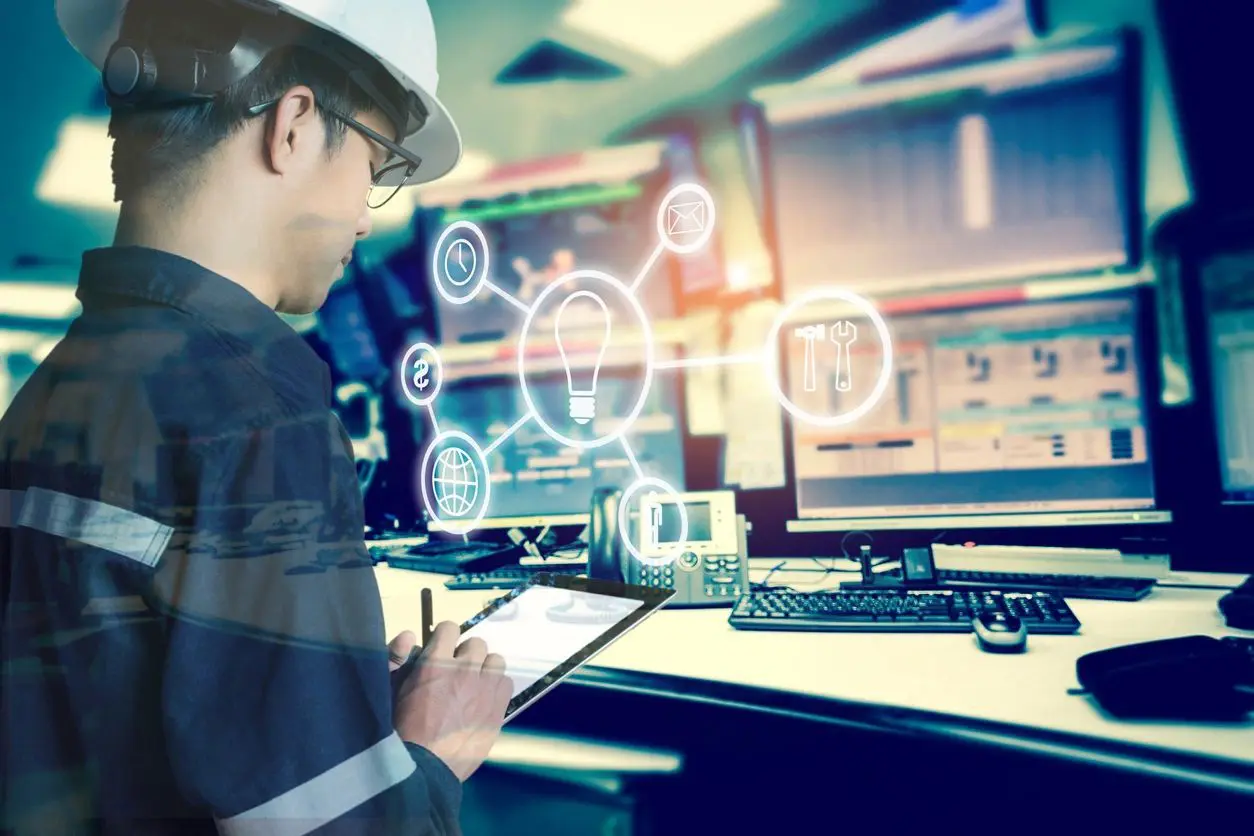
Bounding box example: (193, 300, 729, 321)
(215, 732, 418, 836)
(0, 488, 22, 528)
(15, 487, 172, 568)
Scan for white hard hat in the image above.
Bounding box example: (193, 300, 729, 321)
(55, 0, 462, 186)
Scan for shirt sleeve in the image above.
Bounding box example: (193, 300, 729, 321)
(148, 407, 462, 836)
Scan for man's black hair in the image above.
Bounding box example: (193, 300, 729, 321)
(108, 0, 387, 204)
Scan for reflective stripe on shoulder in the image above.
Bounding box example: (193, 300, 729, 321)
(15, 487, 173, 568)
(216, 732, 417, 836)
(0, 488, 22, 528)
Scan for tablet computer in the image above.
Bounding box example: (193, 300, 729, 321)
(460, 573, 674, 722)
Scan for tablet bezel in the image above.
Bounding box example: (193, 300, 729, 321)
(460, 572, 675, 721)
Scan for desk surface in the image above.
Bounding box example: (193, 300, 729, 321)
(375, 562, 1254, 784)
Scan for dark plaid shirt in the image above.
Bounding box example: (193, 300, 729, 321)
(0, 247, 460, 835)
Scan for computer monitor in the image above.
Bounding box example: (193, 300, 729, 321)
(785, 287, 1170, 532)
(1197, 250, 1254, 505)
(427, 371, 687, 530)
(428, 178, 678, 348)
(319, 278, 386, 382)
(756, 33, 1140, 299)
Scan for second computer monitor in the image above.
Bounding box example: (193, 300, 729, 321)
(786, 289, 1165, 531)
(430, 370, 686, 529)
(431, 186, 677, 347)
(1197, 249, 1254, 505)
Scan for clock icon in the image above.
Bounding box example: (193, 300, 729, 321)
(443, 237, 477, 287)
(430, 220, 489, 306)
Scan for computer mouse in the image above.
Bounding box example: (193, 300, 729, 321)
(972, 611, 1027, 654)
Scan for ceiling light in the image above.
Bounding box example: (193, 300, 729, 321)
(36, 116, 117, 211)
(560, 0, 780, 66)
(0, 283, 82, 319)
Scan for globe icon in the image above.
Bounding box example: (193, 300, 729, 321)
(433, 446, 479, 517)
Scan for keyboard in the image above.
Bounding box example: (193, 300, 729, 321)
(381, 541, 520, 574)
(729, 588, 1081, 633)
(937, 569, 1156, 601)
(445, 564, 586, 590)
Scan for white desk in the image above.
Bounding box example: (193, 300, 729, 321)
(375, 563, 1254, 789)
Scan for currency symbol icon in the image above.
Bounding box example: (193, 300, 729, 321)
(413, 356, 430, 391)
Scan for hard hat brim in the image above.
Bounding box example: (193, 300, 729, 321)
(56, 0, 462, 186)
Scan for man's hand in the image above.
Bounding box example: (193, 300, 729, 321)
(393, 621, 512, 782)
(388, 630, 419, 671)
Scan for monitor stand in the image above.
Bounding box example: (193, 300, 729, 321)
(838, 545, 913, 591)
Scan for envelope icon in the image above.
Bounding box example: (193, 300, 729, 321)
(667, 201, 706, 235)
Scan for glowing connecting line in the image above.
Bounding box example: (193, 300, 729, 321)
(653, 353, 762, 371)
(629, 243, 665, 294)
(619, 436, 644, 480)
(482, 279, 529, 314)
(424, 403, 440, 436)
(407, 179, 893, 560)
(484, 411, 534, 456)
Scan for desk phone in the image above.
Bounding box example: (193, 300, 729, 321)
(589, 488, 748, 609)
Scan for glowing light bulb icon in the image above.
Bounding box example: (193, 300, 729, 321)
(554, 290, 612, 425)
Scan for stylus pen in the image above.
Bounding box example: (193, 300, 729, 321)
(421, 587, 433, 648)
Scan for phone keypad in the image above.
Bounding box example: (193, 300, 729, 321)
(639, 564, 675, 588)
(703, 555, 743, 598)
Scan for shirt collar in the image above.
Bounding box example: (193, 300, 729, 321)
(75, 245, 331, 406)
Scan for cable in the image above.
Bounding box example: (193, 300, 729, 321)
(800, 530, 876, 575)
(539, 538, 587, 563)
(839, 530, 874, 559)
(753, 559, 865, 593)
(755, 547, 904, 593)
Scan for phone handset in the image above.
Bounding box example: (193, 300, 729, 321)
(588, 487, 626, 583)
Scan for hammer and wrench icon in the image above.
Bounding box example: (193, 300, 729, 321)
(794, 320, 857, 393)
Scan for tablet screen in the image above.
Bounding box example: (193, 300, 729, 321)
(461, 574, 672, 721)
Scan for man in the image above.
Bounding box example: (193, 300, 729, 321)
(0, 0, 509, 833)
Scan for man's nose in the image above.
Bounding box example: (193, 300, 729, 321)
(357, 208, 374, 240)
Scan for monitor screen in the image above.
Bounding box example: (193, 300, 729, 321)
(319, 280, 385, 381)
(763, 37, 1137, 297)
(430, 371, 686, 527)
(1199, 250, 1254, 505)
(429, 182, 676, 346)
(788, 291, 1159, 528)
(657, 501, 712, 543)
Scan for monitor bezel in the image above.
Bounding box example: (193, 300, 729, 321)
(1169, 209, 1254, 568)
(754, 29, 1145, 300)
(1192, 242, 1254, 509)
(423, 166, 685, 349)
(421, 368, 690, 535)
(781, 282, 1170, 535)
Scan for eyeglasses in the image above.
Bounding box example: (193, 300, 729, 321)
(246, 99, 422, 209)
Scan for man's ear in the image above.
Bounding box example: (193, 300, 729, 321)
(263, 85, 322, 176)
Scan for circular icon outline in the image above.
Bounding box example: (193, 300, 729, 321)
(400, 342, 443, 407)
(656, 182, 717, 255)
(443, 238, 477, 287)
(419, 430, 492, 535)
(763, 287, 895, 428)
(616, 477, 688, 568)
(517, 269, 655, 451)
(431, 221, 490, 305)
